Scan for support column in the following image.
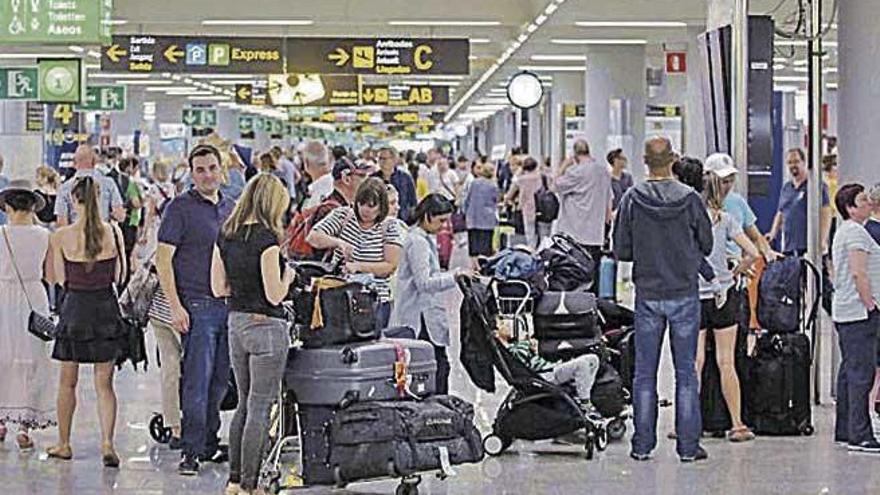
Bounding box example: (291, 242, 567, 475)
(549, 72, 584, 169)
(686, 25, 708, 158)
(839, 0, 880, 185)
(582, 46, 646, 181)
(0, 101, 43, 179)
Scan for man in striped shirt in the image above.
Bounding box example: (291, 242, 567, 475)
(496, 319, 600, 415)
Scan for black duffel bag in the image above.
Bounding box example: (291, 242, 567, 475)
(327, 395, 484, 483)
(540, 234, 595, 292)
(300, 278, 379, 348)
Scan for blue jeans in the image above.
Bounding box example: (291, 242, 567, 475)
(631, 294, 702, 458)
(834, 310, 880, 444)
(375, 301, 392, 333)
(181, 297, 231, 458)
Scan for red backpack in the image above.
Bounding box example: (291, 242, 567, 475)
(284, 196, 342, 260)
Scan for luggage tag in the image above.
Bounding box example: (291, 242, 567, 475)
(394, 343, 418, 398)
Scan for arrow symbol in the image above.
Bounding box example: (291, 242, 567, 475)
(236, 86, 251, 101)
(164, 45, 185, 64)
(328, 47, 350, 67)
(106, 44, 127, 63)
(363, 88, 374, 103)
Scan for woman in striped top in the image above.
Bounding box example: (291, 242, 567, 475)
(308, 178, 403, 330)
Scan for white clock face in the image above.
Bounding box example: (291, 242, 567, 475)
(44, 67, 75, 96)
(507, 71, 544, 109)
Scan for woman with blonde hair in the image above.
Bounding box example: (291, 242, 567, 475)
(35, 165, 61, 225)
(47, 176, 127, 467)
(210, 173, 295, 495)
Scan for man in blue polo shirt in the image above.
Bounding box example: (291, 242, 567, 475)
(156, 144, 235, 476)
(767, 148, 832, 255)
(373, 146, 417, 223)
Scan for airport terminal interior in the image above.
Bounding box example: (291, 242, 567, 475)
(0, 0, 879, 494)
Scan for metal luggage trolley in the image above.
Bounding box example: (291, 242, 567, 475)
(490, 278, 535, 341)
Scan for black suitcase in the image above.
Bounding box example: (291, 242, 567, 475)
(533, 291, 600, 341)
(299, 280, 380, 348)
(322, 396, 484, 485)
(745, 332, 814, 436)
(591, 362, 626, 418)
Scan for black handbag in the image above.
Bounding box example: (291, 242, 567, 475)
(2, 227, 58, 342)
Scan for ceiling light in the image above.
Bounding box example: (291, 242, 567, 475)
(774, 85, 801, 93)
(575, 21, 688, 28)
(545, 4, 558, 15)
(213, 80, 259, 85)
(145, 86, 200, 92)
(190, 74, 258, 79)
(202, 19, 313, 26)
(102, 19, 128, 26)
(115, 80, 175, 85)
(87, 50, 101, 59)
(399, 80, 460, 86)
(773, 57, 789, 64)
(773, 64, 787, 71)
(470, 38, 491, 44)
(469, 55, 479, 60)
(551, 38, 647, 45)
(531, 54, 587, 62)
(774, 76, 808, 82)
(535, 14, 548, 25)
(168, 90, 215, 96)
(793, 59, 808, 66)
(827, 82, 838, 89)
(0, 53, 76, 59)
(187, 95, 230, 101)
(478, 98, 512, 104)
(89, 73, 151, 79)
(793, 67, 808, 73)
(775, 40, 838, 48)
(68, 45, 84, 53)
(388, 20, 501, 26)
(824, 67, 838, 74)
(518, 65, 586, 72)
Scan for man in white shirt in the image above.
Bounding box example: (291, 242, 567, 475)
(301, 141, 333, 209)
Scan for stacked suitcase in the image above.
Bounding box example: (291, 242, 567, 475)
(285, 274, 484, 490)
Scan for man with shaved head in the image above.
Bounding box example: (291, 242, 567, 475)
(54, 144, 125, 226)
(613, 136, 713, 463)
(301, 140, 333, 210)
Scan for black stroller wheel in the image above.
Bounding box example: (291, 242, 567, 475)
(149, 413, 172, 444)
(595, 426, 608, 452)
(607, 418, 627, 441)
(584, 432, 595, 460)
(483, 433, 512, 457)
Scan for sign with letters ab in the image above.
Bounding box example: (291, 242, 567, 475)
(286, 37, 469, 75)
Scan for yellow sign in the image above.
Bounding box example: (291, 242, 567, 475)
(414, 45, 434, 71)
(106, 44, 127, 63)
(164, 45, 185, 64)
(352, 46, 375, 69)
(53, 104, 75, 126)
(236, 86, 252, 101)
(328, 48, 350, 67)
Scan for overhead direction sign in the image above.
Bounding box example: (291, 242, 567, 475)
(267, 74, 361, 107)
(182, 108, 218, 127)
(0, 0, 112, 44)
(234, 80, 268, 106)
(76, 85, 126, 112)
(382, 111, 444, 125)
(362, 84, 449, 107)
(0, 67, 39, 100)
(102, 35, 284, 73)
(286, 37, 470, 75)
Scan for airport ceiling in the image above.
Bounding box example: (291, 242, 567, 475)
(3, 0, 838, 124)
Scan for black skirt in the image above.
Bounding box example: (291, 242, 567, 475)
(53, 287, 127, 364)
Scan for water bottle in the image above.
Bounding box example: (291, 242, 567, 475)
(599, 255, 617, 300)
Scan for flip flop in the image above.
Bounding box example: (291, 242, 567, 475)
(46, 445, 73, 460)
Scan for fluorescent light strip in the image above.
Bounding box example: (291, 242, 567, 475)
(388, 20, 501, 26)
(470, 38, 491, 44)
(89, 73, 152, 79)
(551, 38, 647, 45)
(0, 53, 76, 59)
(187, 95, 230, 101)
(575, 21, 688, 28)
(145, 86, 200, 92)
(531, 54, 587, 62)
(168, 90, 215, 96)
(399, 80, 460, 86)
(775, 40, 838, 48)
(115, 80, 175, 85)
(518, 65, 586, 72)
(774, 76, 808, 82)
(213, 80, 259, 85)
(189, 74, 257, 79)
(202, 19, 313, 26)
(68, 45, 84, 53)
(102, 19, 128, 26)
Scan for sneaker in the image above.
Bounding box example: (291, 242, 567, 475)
(168, 437, 182, 451)
(629, 451, 652, 461)
(680, 446, 709, 463)
(200, 446, 229, 463)
(178, 454, 200, 476)
(848, 440, 880, 454)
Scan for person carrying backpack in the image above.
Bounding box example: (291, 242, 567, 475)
(506, 156, 554, 248)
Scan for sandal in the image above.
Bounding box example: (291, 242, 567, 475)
(46, 445, 73, 460)
(101, 444, 120, 468)
(728, 426, 756, 443)
(16, 433, 34, 451)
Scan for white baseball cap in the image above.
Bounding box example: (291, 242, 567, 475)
(704, 153, 738, 179)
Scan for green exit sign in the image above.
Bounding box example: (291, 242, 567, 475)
(182, 108, 218, 128)
(76, 85, 125, 112)
(0, 67, 39, 100)
(0, 0, 113, 44)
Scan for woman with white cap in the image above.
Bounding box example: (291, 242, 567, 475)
(0, 179, 56, 450)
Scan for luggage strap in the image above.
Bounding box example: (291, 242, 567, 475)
(394, 343, 410, 398)
(310, 277, 348, 329)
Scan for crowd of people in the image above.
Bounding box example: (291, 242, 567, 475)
(0, 131, 878, 493)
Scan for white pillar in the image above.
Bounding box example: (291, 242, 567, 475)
(685, 26, 708, 158)
(582, 46, 647, 181)
(838, 0, 880, 185)
(549, 72, 583, 169)
(0, 101, 43, 180)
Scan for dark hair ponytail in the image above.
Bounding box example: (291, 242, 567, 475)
(410, 193, 454, 227)
(72, 177, 104, 260)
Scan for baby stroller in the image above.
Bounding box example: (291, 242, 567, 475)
(457, 277, 609, 460)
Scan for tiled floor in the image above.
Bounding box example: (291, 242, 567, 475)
(2, 244, 878, 494)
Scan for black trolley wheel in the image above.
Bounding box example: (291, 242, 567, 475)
(149, 413, 172, 444)
(607, 418, 627, 441)
(595, 426, 609, 452)
(584, 431, 595, 460)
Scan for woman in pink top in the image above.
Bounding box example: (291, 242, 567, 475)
(506, 157, 544, 248)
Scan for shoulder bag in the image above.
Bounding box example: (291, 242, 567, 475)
(2, 227, 57, 342)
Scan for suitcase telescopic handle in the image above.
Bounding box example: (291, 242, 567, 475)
(341, 347, 358, 365)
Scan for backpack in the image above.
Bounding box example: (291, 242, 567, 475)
(284, 196, 342, 260)
(757, 257, 820, 334)
(539, 233, 595, 291)
(534, 175, 560, 223)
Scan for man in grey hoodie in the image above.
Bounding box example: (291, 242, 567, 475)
(613, 137, 713, 462)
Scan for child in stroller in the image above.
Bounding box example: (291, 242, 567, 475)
(495, 318, 602, 420)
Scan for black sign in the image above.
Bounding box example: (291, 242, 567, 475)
(286, 37, 469, 75)
(25, 102, 44, 132)
(102, 35, 284, 73)
(235, 80, 268, 106)
(362, 84, 449, 107)
(268, 74, 361, 107)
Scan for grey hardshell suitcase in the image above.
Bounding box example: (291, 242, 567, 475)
(287, 339, 437, 406)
